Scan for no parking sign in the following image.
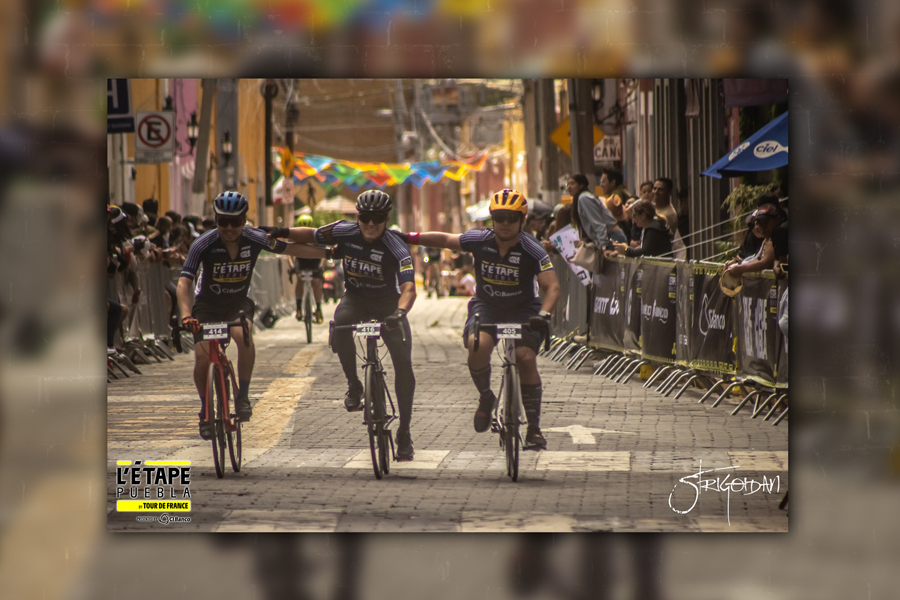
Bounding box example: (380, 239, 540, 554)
(135, 111, 175, 164)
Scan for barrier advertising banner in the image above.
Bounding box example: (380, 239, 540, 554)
(639, 260, 677, 364)
(623, 259, 642, 352)
(690, 264, 737, 374)
(775, 280, 788, 389)
(735, 272, 779, 386)
(589, 258, 625, 351)
(675, 262, 692, 366)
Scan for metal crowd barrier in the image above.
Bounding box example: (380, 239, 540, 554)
(545, 253, 788, 425)
(107, 254, 296, 381)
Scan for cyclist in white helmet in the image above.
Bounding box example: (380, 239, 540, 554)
(177, 191, 328, 440)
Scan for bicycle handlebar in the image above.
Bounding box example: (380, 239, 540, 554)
(472, 315, 551, 353)
(222, 312, 251, 347)
(329, 319, 407, 346)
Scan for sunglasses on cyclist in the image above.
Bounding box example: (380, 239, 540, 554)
(216, 216, 246, 228)
(357, 212, 388, 225)
(491, 211, 522, 225)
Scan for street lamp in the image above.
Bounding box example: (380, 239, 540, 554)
(186, 111, 199, 152)
(222, 130, 233, 164)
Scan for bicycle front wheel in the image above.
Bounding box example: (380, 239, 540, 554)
(304, 293, 313, 343)
(365, 365, 383, 480)
(504, 369, 520, 482)
(208, 363, 226, 479)
(225, 362, 242, 472)
(375, 379, 390, 475)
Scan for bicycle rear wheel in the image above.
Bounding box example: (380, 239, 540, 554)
(304, 293, 313, 343)
(365, 365, 383, 480)
(225, 362, 242, 472)
(504, 369, 520, 482)
(208, 363, 226, 479)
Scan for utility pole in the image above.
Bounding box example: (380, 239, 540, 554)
(283, 85, 299, 227)
(191, 78, 217, 217)
(568, 78, 596, 183)
(538, 79, 560, 206)
(261, 79, 278, 227)
(522, 79, 539, 199)
(393, 79, 410, 232)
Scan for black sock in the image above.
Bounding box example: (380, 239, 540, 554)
(521, 383, 542, 430)
(296, 298, 302, 312)
(316, 300, 321, 311)
(239, 378, 251, 400)
(469, 365, 492, 399)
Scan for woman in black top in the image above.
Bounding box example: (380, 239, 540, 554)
(611, 200, 673, 258)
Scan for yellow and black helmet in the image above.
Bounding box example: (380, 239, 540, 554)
(489, 189, 527, 215)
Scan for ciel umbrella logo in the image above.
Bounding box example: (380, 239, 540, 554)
(753, 140, 788, 159)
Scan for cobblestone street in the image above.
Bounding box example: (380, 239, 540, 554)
(107, 296, 788, 532)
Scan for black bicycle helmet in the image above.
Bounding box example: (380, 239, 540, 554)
(356, 190, 392, 213)
(214, 191, 249, 216)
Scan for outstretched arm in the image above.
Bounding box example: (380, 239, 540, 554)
(407, 232, 463, 251)
(279, 243, 327, 259)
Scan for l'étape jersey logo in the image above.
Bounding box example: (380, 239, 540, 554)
(508, 252, 520, 265)
(344, 256, 384, 281)
(400, 256, 413, 273)
(370, 250, 384, 263)
(240, 247, 251, 259)
(480, 261, 519, 286)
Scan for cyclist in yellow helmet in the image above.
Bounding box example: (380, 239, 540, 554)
(396, 189, 560, 450)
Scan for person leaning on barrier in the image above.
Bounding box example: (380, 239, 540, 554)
(259, 190, 418, 462)
(611, 200, 673, 258)
(176, 191, 328, 441)
(567, 173, 626, 248)
(394, 189, 561, 451)
(723, 204, 786, 279)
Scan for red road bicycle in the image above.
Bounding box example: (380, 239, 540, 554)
(200, 313, 250, 478)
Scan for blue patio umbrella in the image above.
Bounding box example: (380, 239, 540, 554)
(701, 112, 789, 179)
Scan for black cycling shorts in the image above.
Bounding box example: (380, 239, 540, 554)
(190, 297, 255, 343)
(462, 297, 542, 353)
(295, 268, 324, 280)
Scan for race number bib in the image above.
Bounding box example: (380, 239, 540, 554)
(201, 323, 229, 340)
(496, 323, 522, 339)
(354, 323, 382, 337)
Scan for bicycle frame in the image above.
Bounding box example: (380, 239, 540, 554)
(203, 333, 240, 433)
(329, 319, 403, 478)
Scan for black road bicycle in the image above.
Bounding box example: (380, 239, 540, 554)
(329, 319, 400, 479)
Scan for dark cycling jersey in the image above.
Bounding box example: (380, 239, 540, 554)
(180, 227, 287, 304)
(458, 228, 553, 308)
(314, 221, 414, 305)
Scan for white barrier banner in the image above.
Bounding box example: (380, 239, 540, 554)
(549, 225, 591, 286)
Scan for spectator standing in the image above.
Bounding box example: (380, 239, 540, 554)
(611, 200, 673, 258)
(724, 204, 785, 278)
(566, 173, 625, 249)
(599, 167, 634, 244)
(651, 178, 687, 259)
(638, 181, 654, 202)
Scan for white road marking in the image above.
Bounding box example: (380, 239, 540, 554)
(543, 424, 636, 444)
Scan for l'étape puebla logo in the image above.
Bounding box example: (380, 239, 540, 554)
(115, 460, 192, 522)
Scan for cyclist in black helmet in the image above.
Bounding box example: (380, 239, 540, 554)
(178, 191, 328, 440)
(261, 190, 418, 461)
